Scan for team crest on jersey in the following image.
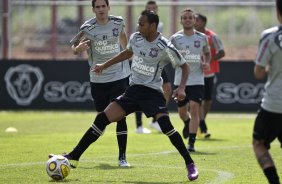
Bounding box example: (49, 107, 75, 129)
(194, 41, 200, 48)
(149, 48, 158, 58)
(112, 28, 119, 37)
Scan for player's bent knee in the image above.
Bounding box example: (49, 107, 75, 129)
(157, 116, 176, 135)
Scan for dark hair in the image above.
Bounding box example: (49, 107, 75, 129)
(277, 0, 282, 16)
(195, 13, 207, 23)
(146, 0, 157, 6)
(141, 9, 159, 29)
(180, 8, 195, 19)
(92, 0, 109, 8)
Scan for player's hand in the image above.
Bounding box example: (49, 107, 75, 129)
(75, 40, 90, 53)
(91, 64, 105, 74)
(202, 62, 210, 71)
(172, 87, 186, 102)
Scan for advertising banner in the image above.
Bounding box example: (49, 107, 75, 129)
(0, 60, 265, 111)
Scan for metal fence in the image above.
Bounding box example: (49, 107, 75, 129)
(0, 0, 276, 60)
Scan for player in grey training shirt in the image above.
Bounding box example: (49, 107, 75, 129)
(252, 0, 282, 183)
(134, 0, 170, 134)
(170, 8, 211, 152)
(70, 0, 130, 167)
(91, 10, 199, 181)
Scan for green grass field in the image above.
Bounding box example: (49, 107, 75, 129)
(0, 111, 281, 183)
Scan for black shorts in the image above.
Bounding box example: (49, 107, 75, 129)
(114, 85, 168, 118)
(161, 69, 170, 84)
(175, 85, 204, 107)
(91, 77, 128, 112)
(253, 108, 282, 149)
(204, 76, 215, 101)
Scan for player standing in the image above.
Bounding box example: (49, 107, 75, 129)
(53, 10, 199, 181)
(170, 8, 211, 152)
(69, 0, 130, 167)
(135, 0, 172, 134)
(252, 0, 282, 183)
(194, 13, 225, 138)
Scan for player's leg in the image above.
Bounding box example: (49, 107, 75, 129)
(149, 70, 172, 133)
(111, 78, 131, 166)
(135, 111, 151, 134)
(188, 100, 200, 152)
(65, 102, 126, 166)
(157, 114, 198, 180)
(252, 109, 281, 184)
(141, 87, 198, 181)
(199, 76, 214, 138)
(178, 104, 190, 139)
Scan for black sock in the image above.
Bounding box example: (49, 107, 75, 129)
(158, 116, 194, 165)
(189, 133, 196, 146)
(184, 118, 190, 126)
(116, 117, 127, 160)
(199, 119, 207, 133)
(263, 166, 280, 184)
(135, 111, 142, 127)
(69, 112, 110, 160)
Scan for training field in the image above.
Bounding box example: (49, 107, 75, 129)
(0, 111, 281, 183)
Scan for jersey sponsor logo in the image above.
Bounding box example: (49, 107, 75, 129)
(149, 48, 158, 58)
(131, 55, 155, 76)
(112, 28, 119, 37)
(179, 49, 201, 63)
(94, 40, 119, 55)
(4, 64, 44, 105)
(194, 40, 200, 48)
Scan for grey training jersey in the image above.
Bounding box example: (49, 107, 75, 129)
(127, 32, 186, 92)
(170, 30, 210, 86)
(255, 25, 282, 113)
(75, 15, 130, 83)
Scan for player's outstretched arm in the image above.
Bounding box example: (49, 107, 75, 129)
(92, 49, 133, 74)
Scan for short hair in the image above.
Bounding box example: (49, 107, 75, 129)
(92, 0, 109, 8)
(277, 0, 282, 16)
(146, 0, 157, 6)
(195, 13, 207, 23)
(141, 9, 159, 29)
(180, 8, 195, 19)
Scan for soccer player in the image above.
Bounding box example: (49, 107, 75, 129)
(69, 0, 131, 167)
(194, 13, 225, 138)
(55, 10, 199, 181)
(252, 0, 282, 183)
(170, 8, 211, 152)
(135, 0, 172, 134)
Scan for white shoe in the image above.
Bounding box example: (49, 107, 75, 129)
(118, 159, 131, 167)
(135, 126, 151, 134)
(149, 121, 162, 132)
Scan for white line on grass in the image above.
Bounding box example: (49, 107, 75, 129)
(0, 160, 234, 184)
(0, 150, 235, 184)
